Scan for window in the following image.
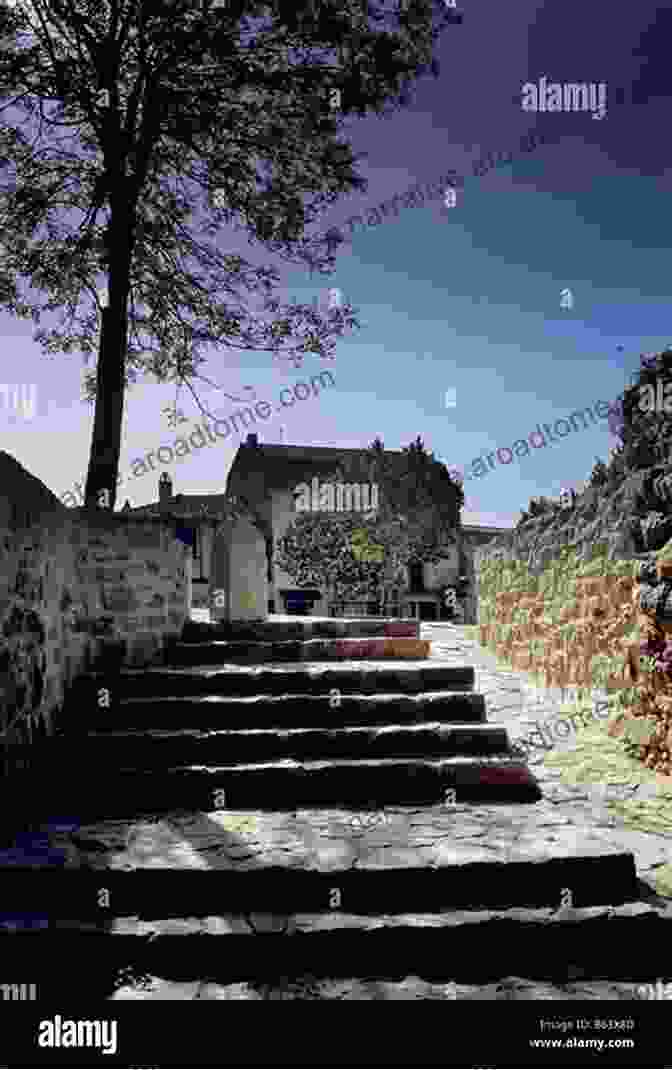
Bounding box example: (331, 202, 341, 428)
(190, 526, 206, 581)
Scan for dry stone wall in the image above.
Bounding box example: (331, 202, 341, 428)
(472, 463, 672, 777)
(475, 543, 640, 700)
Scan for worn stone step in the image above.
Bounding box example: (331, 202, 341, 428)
(64, 690, 487, 732)
(1, 904, 670, 995)
(69, 663, 476, 701)
(87, 972, 672, 1001)
(164, 637, 431, 665)
(178, 618, 420, 643)
(4, 756, 542, 819)
(36, 723, 509, 767)
(0, 806, 638, 909)
(0, 860, 636, 915)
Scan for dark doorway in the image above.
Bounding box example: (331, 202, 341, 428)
(419, 600, 438, 621)
(408, 560, 424, 593)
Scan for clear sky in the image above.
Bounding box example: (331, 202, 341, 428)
(2, 0, 671, 529)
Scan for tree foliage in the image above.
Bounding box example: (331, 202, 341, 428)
(579, 348, 672, 495)
(620, 347, 672, 470)
(274, 435, 464, 598)
(274, 511, 388, 600)
(518, 495, 557, 524)
(0, 0, 456, 508)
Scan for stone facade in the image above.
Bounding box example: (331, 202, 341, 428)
(126, 472, 267, 623)
(227, 433, 488, 620)
(0, 455, 191, 763)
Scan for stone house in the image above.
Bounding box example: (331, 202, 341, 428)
(222, 433, 509, 621)
(123, 472, 267, 622)
(115, 439, 512, 623)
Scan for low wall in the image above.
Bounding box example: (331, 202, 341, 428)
(0, 507, 190, 761)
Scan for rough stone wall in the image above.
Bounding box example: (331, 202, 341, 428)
(475, 546, 640, 702)
(619, 556, 672, 776)
(0, 508, 190, 759)
(469, 462, 672, 771)
(472, 464, 672, 581)
(469, 470, 657, 701)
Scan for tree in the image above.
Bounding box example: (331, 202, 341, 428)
(275, 435, 464, 602)
(274, 511, 389, 604)
(517, 495, 555, 525)
(0, 0, 457, 509)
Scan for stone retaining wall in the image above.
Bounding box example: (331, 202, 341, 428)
(470, 463, 672, 703)
(471, 464, 672, 777)
(0, 507, 190, 760)
(474, 544, 641, 701)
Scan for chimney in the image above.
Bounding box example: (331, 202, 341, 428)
(158, 472, 173, 512)
(247, 433, 258, 447)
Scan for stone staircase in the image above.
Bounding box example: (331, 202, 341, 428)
(1, 615, 671, 1001)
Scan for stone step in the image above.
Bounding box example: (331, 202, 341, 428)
(178, 618, 421, 643)
(0, 862, 638, 916)
(1, 903, 669, 996)
(0, 808, 638, 908)
(0, 898, 667, 988)
(164, 637, 431, 665)
(68, 972, 672, 1002)
(35, 723, 509, 767)
(63, 690, 487, 732)
(0, 757, 542, 821)
(69, 663, 476, 701)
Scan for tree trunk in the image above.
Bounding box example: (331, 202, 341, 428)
(84, 211, 133, 512)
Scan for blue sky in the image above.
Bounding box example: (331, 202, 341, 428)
(2, 0, 671, 529)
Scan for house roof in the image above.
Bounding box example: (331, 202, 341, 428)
(232, 442, 400, 464)
(226, 438, 403, 495)
(125, 493, 242, 520)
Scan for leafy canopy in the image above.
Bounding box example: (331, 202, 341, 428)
(275, 435, 465, 595)
(0, 0, 453, 395)
(0, 0, 456, 508)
